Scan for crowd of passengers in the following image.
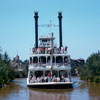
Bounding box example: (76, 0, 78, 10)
(29, 74, 70, 83)
(32, 46, 68, 54)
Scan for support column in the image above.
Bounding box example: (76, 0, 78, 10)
(55, 56, 56, 66)
(32, 57, 34, 64)
(63, 56, 64, 64)
(43, 71, 45, 77)
(46, 56, 47, 65)
(38, 56, 39, 67)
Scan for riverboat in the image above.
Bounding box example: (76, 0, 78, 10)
(27, 12, 73, 89)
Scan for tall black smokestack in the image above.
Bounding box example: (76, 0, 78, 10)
(58, 12, 63, 48)
(34, 12, 39, 48)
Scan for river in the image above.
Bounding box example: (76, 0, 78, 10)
(0, 78, 100, 100)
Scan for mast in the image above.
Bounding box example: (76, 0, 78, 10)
(50, 33, 54, 78)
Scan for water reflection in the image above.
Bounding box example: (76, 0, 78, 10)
(29, 89, 72, 100)
(0, 78, 29, 100)
(88, 82, 100, 100)
(0, 78, 100, 100)
(29, 88, 73, 100)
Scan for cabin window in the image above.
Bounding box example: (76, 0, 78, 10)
(42, 40, 47, 42)
(35, 71, 43, 78)
(59, 70, 68, 78)
(33, 57, 38, 63)
(53, 56, 55, 63)
(47, 56, 55, 63)
(52, 70, 58, 77)
(45, 70, 51, 76)
(64, 56, 68, 63)
(30, 71, 34, 78)
(47, 56, 50, 63)
(56, 56, 63, 63)
(39, 56, 46, 63)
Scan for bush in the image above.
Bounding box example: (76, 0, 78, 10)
(95, 77, 100, 83)
(90, 76, 94, 82)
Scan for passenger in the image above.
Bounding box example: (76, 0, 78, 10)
(34, 79, 38, 83)
(29, 75, 32, 82)
(65, 78, 69, 82)
(48, 76, 51, 82)
(61, 75, 65, 82)
(47, 72, 51, 82)
(54, 77, 57, 82)
(37, 77, 40, 83)
(44, 76, 48, 82)
(64, 46, 67, 53)
(30, 76, 36, 83)
(48, 72, 51, 77)
(40, 76, 44, 82)
(30, 79, 33, 83)
(47, 72, 52, 82)
(32, 48, 35, 54)
(52, 75, 57, 82)
(61, 46, 63, 53)
(52, 75, 56, 82)
(56, 77, 60, 82)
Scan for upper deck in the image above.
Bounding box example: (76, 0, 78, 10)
(31, 34, 68, 56)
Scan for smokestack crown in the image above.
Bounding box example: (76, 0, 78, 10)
(58, 12, 63, 19)
(34, 12, 39, 18)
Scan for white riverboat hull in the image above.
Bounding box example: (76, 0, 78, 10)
(27, 78, 73, 89)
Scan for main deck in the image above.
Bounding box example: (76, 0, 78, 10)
(27, 78, 73, 89)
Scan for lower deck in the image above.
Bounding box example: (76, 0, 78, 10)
(27, 80, 73, 89)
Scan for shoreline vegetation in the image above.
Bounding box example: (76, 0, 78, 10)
(0, 51, 15, 87)
(0, 48, 28, 87)
(71, 51, 100, 83)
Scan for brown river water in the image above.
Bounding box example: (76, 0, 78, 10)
(0, 78, 100, 100)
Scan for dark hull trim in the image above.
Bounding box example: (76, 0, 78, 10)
(28, 83, 73, 89)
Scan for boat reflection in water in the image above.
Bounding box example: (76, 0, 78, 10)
(29, 88, 73, 100)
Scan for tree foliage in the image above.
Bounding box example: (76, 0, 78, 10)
(0, 50, 15, 86)
(71, 52, 100, 83)
(80, 52, 100, 83)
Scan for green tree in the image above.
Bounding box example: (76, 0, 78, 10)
(80, 52, 100, 83)
(0, 50, 15, 86)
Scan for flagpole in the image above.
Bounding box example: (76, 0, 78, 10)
(51, 33, 54, 79)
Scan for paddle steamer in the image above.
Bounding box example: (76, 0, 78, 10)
(27, 12, 73, 89)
